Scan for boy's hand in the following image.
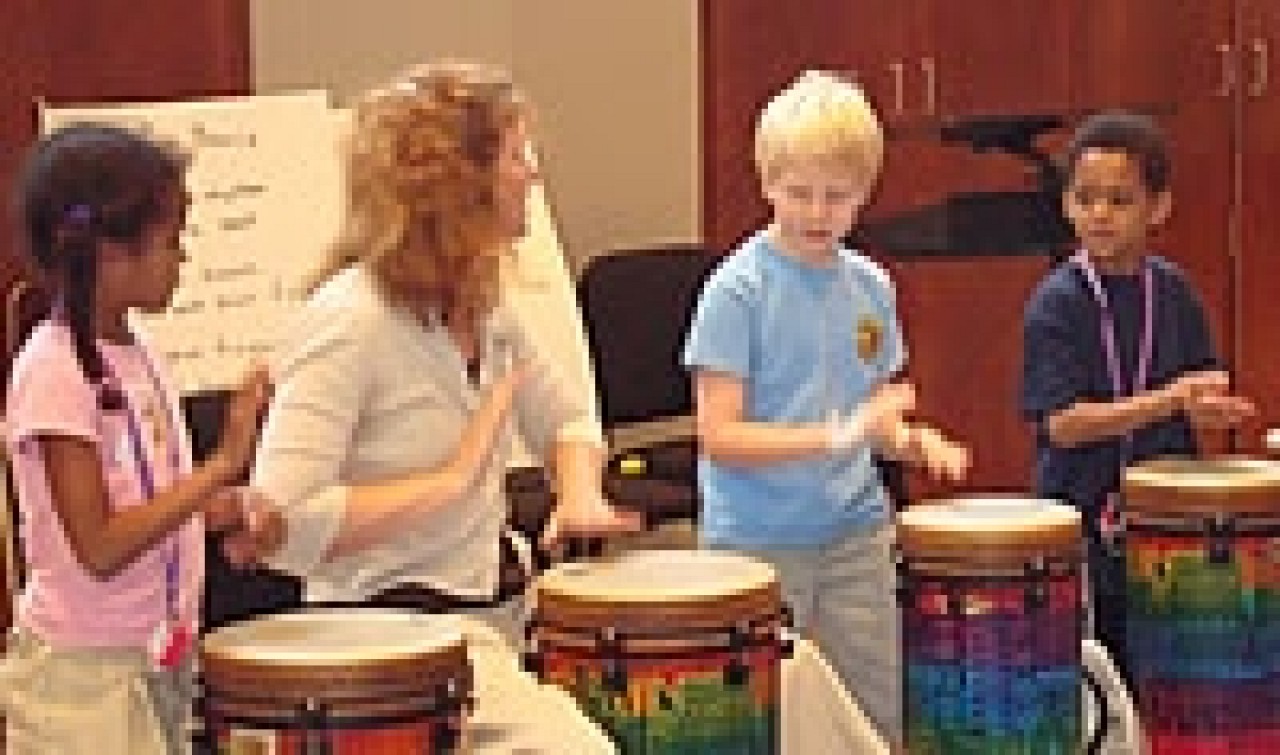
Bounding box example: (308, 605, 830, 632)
(1166, 369, 1230, 408)
(828, 382, 916, 452)
(1186, 392, 1256, 430)
(1166, 369, 1255, 429)
(911, 426, 971, 482)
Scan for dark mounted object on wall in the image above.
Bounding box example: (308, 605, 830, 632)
(854, 112, 1074, 258)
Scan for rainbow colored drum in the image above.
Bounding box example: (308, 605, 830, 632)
(898, 498, 1087, 753)
(201, 610, 473, 754)
(526, 550, 789, 754)
(1122, 459, 1280, 753)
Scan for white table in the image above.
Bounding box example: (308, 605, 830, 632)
(461, 618, 617, 754)
(464, 617, 888, 754)
(782, 638, 890, 753)
(466, 621, 1149, 754)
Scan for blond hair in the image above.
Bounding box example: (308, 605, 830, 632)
(754, 71, 884, 188)
(319, 61, 529, 324)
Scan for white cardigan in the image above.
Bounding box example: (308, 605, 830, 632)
(251, 265, 600, 602)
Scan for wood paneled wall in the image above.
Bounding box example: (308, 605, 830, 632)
(702, 0, 1280, 494)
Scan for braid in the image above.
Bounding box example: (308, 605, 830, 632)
(58, 223, 123, 410)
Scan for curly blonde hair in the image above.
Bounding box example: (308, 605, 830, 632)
(320, 61, 529, 324)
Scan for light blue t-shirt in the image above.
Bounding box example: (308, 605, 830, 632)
(682, 231, 906, 548)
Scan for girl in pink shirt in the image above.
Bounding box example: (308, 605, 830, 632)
(1, 124, 276, 755)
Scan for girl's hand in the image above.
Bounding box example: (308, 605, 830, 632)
(214, 488, 287, 567)
(210, 364, 272, 481)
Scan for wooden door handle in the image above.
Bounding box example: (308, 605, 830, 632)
(1217, 42, 1236, 98)
(888, 60, 907, 115)
(920, 57, 938, 117)
(1250, 38, 1270, 98)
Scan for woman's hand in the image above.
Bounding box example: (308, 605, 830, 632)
(540, 494, 644, 552)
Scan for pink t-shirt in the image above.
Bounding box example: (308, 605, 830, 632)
(6, 321, 203, 649)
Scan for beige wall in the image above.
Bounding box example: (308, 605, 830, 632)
(251, 0, 700, 270)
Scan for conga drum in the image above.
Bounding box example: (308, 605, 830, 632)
(1122, 459, 1280, 753)
(526, 550, 789, 754)
(201, 610, 473, 753)
(898, 498, 1089, 753)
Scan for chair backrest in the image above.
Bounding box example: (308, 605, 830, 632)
(577, 245, 720, 428)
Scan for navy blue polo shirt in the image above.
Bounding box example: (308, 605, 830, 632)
(1021, 255, 1217, 516)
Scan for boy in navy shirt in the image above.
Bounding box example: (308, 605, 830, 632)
(1022, 111, 1255, 674)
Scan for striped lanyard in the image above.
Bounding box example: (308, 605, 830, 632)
(1073, 251, 1156, 403)
(113, 346, 185, 621)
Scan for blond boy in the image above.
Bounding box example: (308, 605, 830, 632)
(683, 71, 968, 746)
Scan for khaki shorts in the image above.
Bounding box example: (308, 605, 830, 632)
(0, 630, 192, 755)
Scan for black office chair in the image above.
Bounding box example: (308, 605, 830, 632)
(574, 244, 722, 521)
(506, 244, 720, 547)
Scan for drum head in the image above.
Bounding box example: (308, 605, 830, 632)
(201, 610, 470, 706)
(534, 550, 781, 631)
(898, 497, 1081, 564)
(1124, 458, 1280, 516)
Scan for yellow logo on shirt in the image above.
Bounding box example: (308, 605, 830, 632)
(856, 316, 885, 362)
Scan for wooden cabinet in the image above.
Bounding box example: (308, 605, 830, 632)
(1237, 0, 1280, 450)
(703, 0, 1080, 493)
(924, 0, 1074, 120)
(703, 0, 1280, 491)
(1073, 0, 1280, 453)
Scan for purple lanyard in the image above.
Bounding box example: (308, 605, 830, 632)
(1073, 251, 1156, 400)
(114, 346, 185, 621)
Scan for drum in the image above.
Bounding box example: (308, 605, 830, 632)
(526, 550, 789, 754)
(1266, 428, 1280, 456)
(201, 610, 473, 754)
(897, 498, 1087, 753)
(1122, 459, 1280, 753)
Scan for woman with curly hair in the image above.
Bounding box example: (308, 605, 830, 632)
(249, 62, 640, 631)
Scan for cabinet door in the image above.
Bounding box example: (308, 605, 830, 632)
(0, 0, 50, 304)
(922, 0, 1075, 119)
(1072, 0, 1228, 111)
(889, 256, 1052, 497)
(1238, 0, 1280, 451)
